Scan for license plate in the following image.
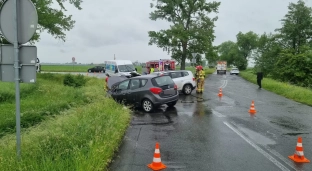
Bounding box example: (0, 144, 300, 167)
(164, 90, 174, 94)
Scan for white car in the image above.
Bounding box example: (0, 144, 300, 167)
(151, 70, 196, 95)
(230, 68, 239, 75)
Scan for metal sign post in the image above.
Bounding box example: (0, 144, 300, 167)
(13, 0, 21, 159)
(0, 0, 38, 159)
(72, 57, 75, 70)
(191, 53, 197, 66)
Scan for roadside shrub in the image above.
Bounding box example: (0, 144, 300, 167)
(63, 74, 76, 87)
(63, 74, 87, 88)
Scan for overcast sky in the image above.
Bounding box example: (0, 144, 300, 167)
(36, 0, 310, 64)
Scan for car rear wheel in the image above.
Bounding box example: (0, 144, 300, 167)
(167, 101, 177, 107)
(183, 84, 192, 95)
(142, 99, 154, 113)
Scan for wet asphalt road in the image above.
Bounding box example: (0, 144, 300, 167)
(108, 72, 312, 171)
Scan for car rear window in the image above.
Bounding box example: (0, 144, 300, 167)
(152, 76, 174, 87)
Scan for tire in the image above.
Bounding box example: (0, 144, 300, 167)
(167, 101, 177, 107)
(142, 99, 154, 113)
(88, 70, 92, 73)
(182, 84, 192, 95)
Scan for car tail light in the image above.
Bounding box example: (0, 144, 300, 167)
(193, 77, 195, 81)
(174, 84, 177, 90)
(105, 77, 108, 82)
(150, 87, 162, 94)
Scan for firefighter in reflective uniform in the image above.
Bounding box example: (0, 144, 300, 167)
(195, 66, 201, 93)
(197, 66, 205, 93)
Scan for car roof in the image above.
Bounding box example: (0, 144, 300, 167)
(129, 74, 160, 79)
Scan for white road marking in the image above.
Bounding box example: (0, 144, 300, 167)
(263, 145, 298, 171)
(219, 80, 225, 88)
(219, 80, 228, 89)
(212, 110, 226, 117)
(224, 121, 290, 171)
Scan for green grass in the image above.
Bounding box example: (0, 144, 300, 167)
(0, 74, 88, 137)
(240, 70, 312, 106)
(0, 74, 131, 170)
(41, 65, 97, 72)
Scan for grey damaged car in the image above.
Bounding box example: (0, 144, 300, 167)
(106, 74, 179, 112)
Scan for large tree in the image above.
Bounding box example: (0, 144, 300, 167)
(275, 0, 312, 54)
(0, 0, 82, 44)
(148, 0, 221, 69)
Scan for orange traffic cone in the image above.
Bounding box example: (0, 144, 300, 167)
(289, 137, 310, 163)
(248, 100, 256, 114)
(148, 142, 166, 171)
(218, 88, 223, 97)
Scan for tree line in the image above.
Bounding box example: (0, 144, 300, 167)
(217, 0, 312, 87)
(147, 0, 311, 88)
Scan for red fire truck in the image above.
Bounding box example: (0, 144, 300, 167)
(145, 59, 176, 73)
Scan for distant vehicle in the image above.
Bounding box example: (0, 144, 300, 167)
(216, 61, 227, 75)
(107, 74, 179, 112)
(230, 68, 239, 75)
(151, 70, 196, 95)
(104, 60, 137, 77)
(145, 59, 176, 73)
(88, 66, 105, 73)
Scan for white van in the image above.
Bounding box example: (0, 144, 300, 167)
(104, 60, 137, 77)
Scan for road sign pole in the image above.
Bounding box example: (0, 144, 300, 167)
(13, 0, 21, 160)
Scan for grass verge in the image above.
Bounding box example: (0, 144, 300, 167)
(0, 75, 131, 170)
(41, 65, 96, 72)
(240, 70, 312, 106)
(0, 73, 88, 137)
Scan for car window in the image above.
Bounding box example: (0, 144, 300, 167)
(170, 72, 182, 78)
(141, 79, 148, 87)
(130, 79, 140, 90)
(118, 80, 130, 90)
(183, 72, 189, 76)
(152, 76, 174, 86)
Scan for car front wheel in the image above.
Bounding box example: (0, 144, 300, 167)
(183, 84, 192, 95)
(142, 99, 154, 112)
(88, 70, 92, 73)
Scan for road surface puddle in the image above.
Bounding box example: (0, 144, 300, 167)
(270, 116, 306, 131)
(237, 126, 276, 145)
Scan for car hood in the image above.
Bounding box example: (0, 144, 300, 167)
(107, 76, 128, 89)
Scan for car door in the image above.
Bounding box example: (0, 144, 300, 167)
(170, 72, 183, 90)
(113, 80, 130, 104)
(128, 79, 141, 104)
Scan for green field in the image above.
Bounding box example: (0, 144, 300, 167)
(41, 65, 215, 76)
(0, 73, 130, 170)
(41, 65, 96, 72)
(240, 70, 312, 106)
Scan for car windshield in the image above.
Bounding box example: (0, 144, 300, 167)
(152, 76, 174, 86)
(118, 65, 135, 72)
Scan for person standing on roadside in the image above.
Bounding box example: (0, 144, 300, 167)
(257, 68, 263, 89)
(150, 66, 154, 74)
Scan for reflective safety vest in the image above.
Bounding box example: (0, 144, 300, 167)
(199, 70, 205, 79)
(150, 68, 154, 73)
(195, 70, 200, 79)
